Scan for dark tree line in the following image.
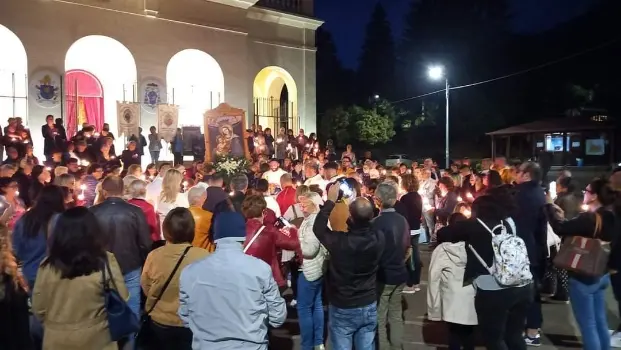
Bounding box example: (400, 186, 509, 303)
(316, 0, 621, 157)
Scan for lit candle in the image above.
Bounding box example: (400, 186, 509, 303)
(581, 204, 589, 211)
(110, 156, 116, 160)
(463, 209, 472, 217)
(80, 184, 86, 190)
(229, 191, 235, 197)
(78, 193, 85, 201)
(296, 181, 302, 187)
(276, 137, 283, 143)
(94, 132, 100, 137)
(15, 190, 20, 196)
(45, 167, 52, 171)
(466, 192, 473, 200)
(549, 181, 557, 200)
(457, 196, 463, 202)
(23, 140, 28, 144)
(422, 197, 432, 211)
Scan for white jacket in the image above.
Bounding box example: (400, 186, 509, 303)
(427, 242, 478, 326)
(298, 213, 326, 282)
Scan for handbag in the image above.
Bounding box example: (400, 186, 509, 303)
(102, 257, 141, 342)
(553, 212, 611, 277)
(244, 226, 266, 253)
(135, 246, 192, 346)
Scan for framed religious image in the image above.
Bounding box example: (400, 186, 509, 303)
(204, 103, 251, 162)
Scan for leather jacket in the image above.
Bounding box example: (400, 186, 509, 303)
(90, 197, 152, 274)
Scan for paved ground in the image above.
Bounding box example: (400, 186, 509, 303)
(270, 248, 621, 349)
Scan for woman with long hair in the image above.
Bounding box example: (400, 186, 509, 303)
(395, 174, 424, 294)
(28, 165, 51, 206)
(156, 169, 189, 232)
(546, 178, 620, 350)
(0, 224, 32, 350)
(12, 185, 66, 290)
(141, 208, 210, 349)
(145, 163, 158, 182)
(32, 207, 128, 350)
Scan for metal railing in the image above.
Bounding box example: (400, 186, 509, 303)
(254, 97, 296, 132)
(255, 0, 312, 17)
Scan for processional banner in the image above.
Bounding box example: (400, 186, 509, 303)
(116, 102, 141, 137)
(158, 104, 179, 142)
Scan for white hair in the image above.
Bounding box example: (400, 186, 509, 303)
(188, 186, 206, 206)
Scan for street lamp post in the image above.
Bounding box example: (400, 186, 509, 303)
(428, 65, 450, 169)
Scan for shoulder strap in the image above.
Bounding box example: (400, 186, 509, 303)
(467, 244, 494, 274)
(146, 246, 192, 315)
(244, 226, 266, 253)
(476, 218, 506, 237)
(593, 212, 602, 238)
(292, 205, 300, 219)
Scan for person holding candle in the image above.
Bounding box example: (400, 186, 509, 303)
(41, 115, 61, 161)
(121, 140, 141, 169)
(0, 177, 26, 230)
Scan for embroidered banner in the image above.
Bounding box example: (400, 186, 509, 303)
(158, 104, 179, 142)
(116, 102, 140, 137)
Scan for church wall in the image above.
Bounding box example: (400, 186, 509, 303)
(0, 0, 318, 137)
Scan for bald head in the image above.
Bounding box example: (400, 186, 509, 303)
(349, 197, 374, 224)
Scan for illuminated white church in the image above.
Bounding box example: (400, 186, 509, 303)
(0, 0, 321, 160)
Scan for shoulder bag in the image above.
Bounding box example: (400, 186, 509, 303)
(135, 245, 192, 345)
(553, 212, 610, 277)
(290, 205, 305, 228)
(244, 226, 266, 253)
(102, 257, 140, 342)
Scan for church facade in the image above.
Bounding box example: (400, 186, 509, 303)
(0, 0, 321, 159)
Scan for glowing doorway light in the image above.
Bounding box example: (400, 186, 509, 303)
(65, 35, 137, 155)
(253, 66, 298, 132)
(166, 49, 224, 162)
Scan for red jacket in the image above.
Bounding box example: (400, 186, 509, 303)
(128, 198, 161, 241)
(244, 213, 301, 287)
(276, 186, 297, 216)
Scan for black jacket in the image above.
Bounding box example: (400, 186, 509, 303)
(437, 217, 516, 284)
(313, 201, 384, 308)
(514, 181, 548, 268)
(89, 198, 151, 274)
(0, 274, 32, 350)
(372, 209, 410, 285)
(395, 191, 422, 231)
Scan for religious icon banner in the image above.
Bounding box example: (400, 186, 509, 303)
(116, 102, 140, 137)
(158, 104, 179, 142)
(204, 103, 251, 163)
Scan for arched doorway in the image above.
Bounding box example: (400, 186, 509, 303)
(166, 49, 225, 161)
(253, 67, 298, 133)
(65, 35, 137, 151)
(64, 69, 104, 137)
(0, 24, 30, 154)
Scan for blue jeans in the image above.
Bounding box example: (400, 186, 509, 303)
(123, 268, 141, 349)
(329, 302, 377, 350)
(150, 150, 160, 164)
(297, 273, 324, 350)
(569, 275, 611, 350)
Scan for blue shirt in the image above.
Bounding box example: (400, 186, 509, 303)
(179, 239, 286, 350)
(174, 137, 183, 153)
(12, 217, 48, 290)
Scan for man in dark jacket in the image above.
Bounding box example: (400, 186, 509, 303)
(313, 184, 384, 350)
(90, 176, 151, 323)
(515, 161, 548, 346)
(373, 182, 410, 350)
(228, 173, 248, 213)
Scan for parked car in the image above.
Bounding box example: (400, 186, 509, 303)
(385, 154, 412, 167)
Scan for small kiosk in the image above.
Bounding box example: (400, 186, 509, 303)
(487, 113, 617, 166)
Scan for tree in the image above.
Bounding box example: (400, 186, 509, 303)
(319, 106, 352, 147)
(356, 2, 396, 103)
(350, 105, 396, 146)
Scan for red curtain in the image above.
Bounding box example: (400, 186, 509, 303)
(65, 70, 104, 137)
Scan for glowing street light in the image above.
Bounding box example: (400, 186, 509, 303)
(427, 64, 450, 168)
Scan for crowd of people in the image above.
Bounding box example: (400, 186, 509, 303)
(0, 118, 621, 350)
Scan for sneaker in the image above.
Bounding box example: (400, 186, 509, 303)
(314, 345, 325, 350)
(402, 286, 416, 294)
(548, 296, 569, 305)
(414, 285, 421, 292)
(289, 299, 297, 307)
(524, 334, 541, 347)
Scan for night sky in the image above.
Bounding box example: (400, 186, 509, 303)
(315, 0, 597, 69)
